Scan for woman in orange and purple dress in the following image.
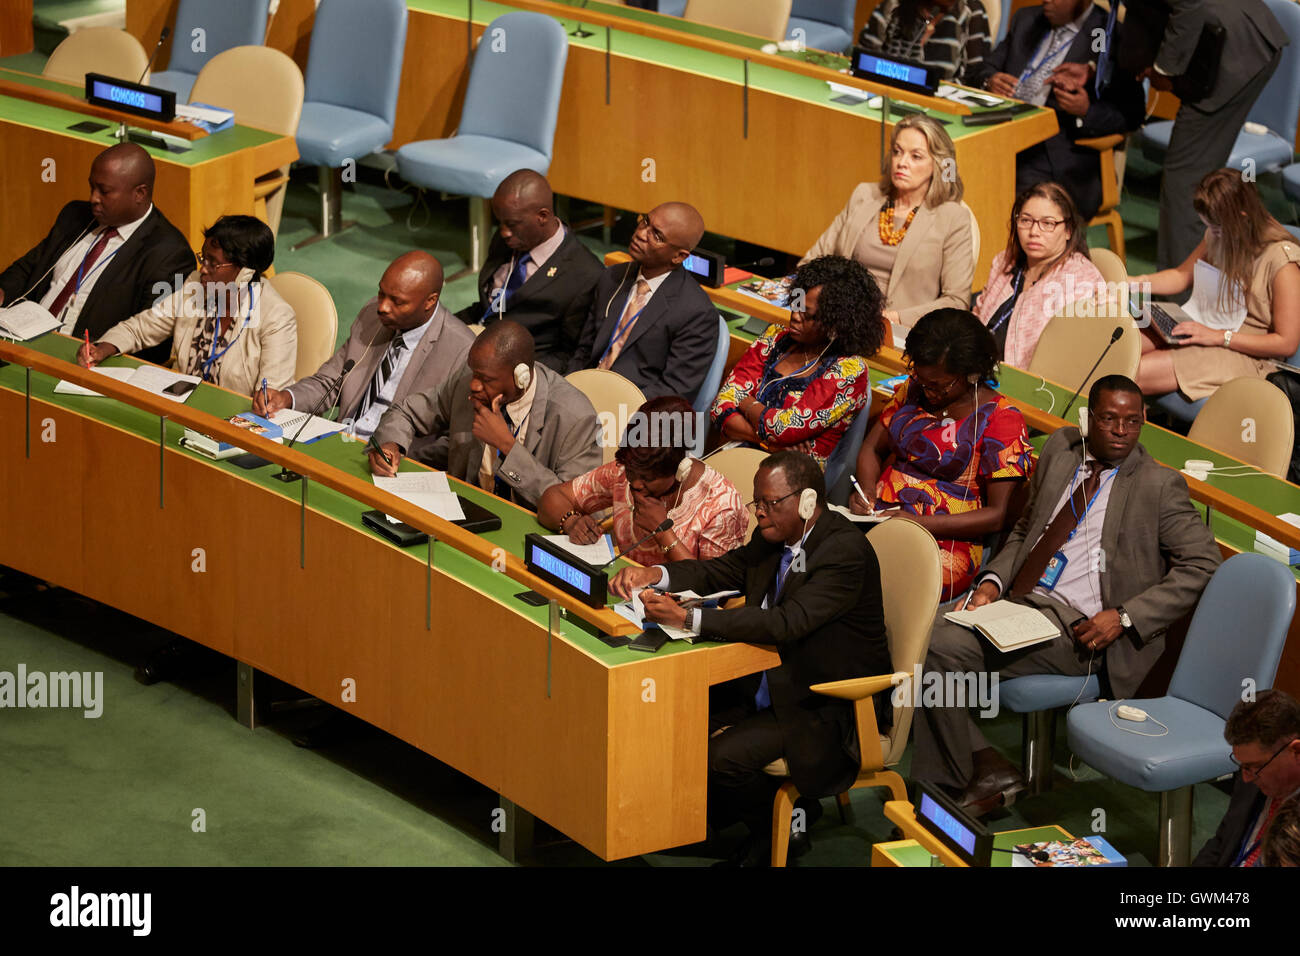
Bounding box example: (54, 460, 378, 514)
(851, 308, 1033, 600)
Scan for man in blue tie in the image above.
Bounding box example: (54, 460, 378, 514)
(458, 169, 604, 371)
(611, 451, 890, 865)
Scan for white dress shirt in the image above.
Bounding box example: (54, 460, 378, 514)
(348, 314, 434, 439)
(487, 224, 568, 302)
(43, 204, 155, 333)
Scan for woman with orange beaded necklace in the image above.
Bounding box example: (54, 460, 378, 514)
(802, 114, 975, 333)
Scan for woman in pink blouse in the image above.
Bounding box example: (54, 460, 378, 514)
(711, 256, 887, 466)
(974, 182, 1103, 369)
(538, 396, 747, 565)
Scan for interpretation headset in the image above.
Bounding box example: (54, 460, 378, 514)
(798, 487, 817, 521)
(513, 362, 531, 391)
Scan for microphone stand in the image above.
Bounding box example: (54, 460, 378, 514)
(271, 362, 354, 482)
(117, 27, 172, 150)
(1061, 327, 1125, 423)
(570, 0, 594, 38)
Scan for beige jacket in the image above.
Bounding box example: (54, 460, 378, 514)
(99, 268, 297, 396)
(801, 182, 974, 327)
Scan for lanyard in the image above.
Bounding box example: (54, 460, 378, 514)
(202, 285, 256, 381)
(1019, 27, 1075, 85)
(1065, 463, 1115, 542)
(598, 301, 650, 365)
(71, 233, 123, 295)
(758, 337, 828, 401)
(496, 405, 530, 460)
(987, 269, 1026, 333)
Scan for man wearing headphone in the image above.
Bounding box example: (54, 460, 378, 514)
(611, 451, 890, 866)
(368, 320, 602, 510)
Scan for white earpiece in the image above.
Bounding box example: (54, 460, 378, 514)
(514, 363, 531, 391)
(798, 487, 817, 521)
(676, 456, 693, 483)
(1078, 405, 1089, 438)
(968, 373, 980, 384)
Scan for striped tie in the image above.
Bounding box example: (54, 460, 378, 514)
(358, 335, 407, 420)
(598, 279, 651, 370)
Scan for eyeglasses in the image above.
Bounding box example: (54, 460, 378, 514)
(1230, 738, 1297, 777)
(1015, 215, 1065, 234)
(1091, 412, 1144, 432)
(635, 213, 674, 247)
(911, 371, 963, 396)
(746, 490, 799, 515)
(196, 252, 235, 271)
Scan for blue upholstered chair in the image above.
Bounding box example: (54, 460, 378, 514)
(1066, 554, 1295, 866)
(786, 0, 856, 53)
(690, 315, 732, 454)
(395, 12, 568, 272)
(148, 0, 269, 102)
(1284, 165, 1300, 205)
(293, 0, 407, 249)
(998, 673, 1101, 795)
(657, 0, 688, 16)
(824, 399, 871, 506)
(1137, 0, 1300, 176)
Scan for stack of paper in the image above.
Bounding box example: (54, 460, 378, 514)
(0, 301, 61, 340)
(1256, 513, 1300, 565)
(53, 366, 136, 397)
(373, 472, 465, 522)
(269, 408, 344, 444)
(543, 534, 615, 566)
(53, 364, 200, 403)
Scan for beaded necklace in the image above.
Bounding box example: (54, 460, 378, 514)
(878, 199, 918, 246)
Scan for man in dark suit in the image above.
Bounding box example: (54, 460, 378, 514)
(967, 0, 1145, 221)
(1194, 689, 1300, 867)
(369, 320, 602, 510)
(1113, 0, 1288, 268)
(569, 201, 719, 405)
(611, 451, 889, 865)
(255, 251, 474, 465)
(911, 375, 1222, 815)
(0, 142, 192, 365)
(458, 169, 603, 372)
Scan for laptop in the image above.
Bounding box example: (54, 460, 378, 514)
(1129, 292, 1192, 344)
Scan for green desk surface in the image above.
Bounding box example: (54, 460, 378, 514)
(881, 824, 1073, 867)
(407, 0, 1022, 131)
(0, 334, 717, 667)
(0, 68, 287, 166)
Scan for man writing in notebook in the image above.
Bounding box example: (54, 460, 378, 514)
(911, 375, 1221, 815)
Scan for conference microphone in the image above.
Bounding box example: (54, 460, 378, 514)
(569, 0, 593, 38)
(732, 256, 776, 273)
(137, 26, 170, 85)
(269, 359, 356, 481)
(1060, 327, 1124, 422)
(598, 519, 673, 568)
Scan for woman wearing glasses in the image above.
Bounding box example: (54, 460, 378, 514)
(77, 215, 297, 396)
(712, 256, 886, 467)
(973, 181, 1102, 368)
(1132, 169, 1300, 402)
(851, 309, 1032, 601)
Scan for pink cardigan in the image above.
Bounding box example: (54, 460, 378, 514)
(973, 251, 1104, 369)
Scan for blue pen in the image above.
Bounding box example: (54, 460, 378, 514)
(260, 377, 268, 412)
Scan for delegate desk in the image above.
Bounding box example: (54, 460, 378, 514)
(0, 69, 297, 265)
(685, 268, 1300, 695)
(0, 335, 778, 862)
(126, 0, 1056, 284)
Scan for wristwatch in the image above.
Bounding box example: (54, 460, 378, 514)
(1117, 605, 1133, 630)
(1223, 330, 1233, 349)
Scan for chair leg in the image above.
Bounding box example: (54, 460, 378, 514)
(1158, 786, 1194, 867)
(771, 782, 798, 867)
(468, 196, 492, 273)
(836, 790, 853, 824)
(1106, 212, 1126, 263)
(292, 166, 357, 250)
(1022, 710, 1055, 795)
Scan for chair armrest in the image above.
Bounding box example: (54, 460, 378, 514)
(1076, 134, 1124, 152)
(809, 672, 909, 701)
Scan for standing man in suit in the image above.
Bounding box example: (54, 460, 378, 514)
(611, 451, 889, 865)
(255, 251, 474, 465)
(569, 202, 719, 405)
(0, 142, 193, 364)
(459, 169, 603, 372)
(1112, 0, 1287, 269)
(968, 0, 1146, 221)
(368, 320, 602, 510)
(911, 375, 1221, 814)
(1195, 689, 1300, 867)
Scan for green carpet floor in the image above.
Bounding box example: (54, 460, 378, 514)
(4, 59, 1298, 863)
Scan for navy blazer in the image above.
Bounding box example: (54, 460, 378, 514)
(569, 261, 719, 405)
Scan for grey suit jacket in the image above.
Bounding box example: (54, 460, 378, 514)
(371, 362, 603, 510)
(287, 300, 474, 465)
(800, 183, 974, 327)
(981, 427, 1221, 697)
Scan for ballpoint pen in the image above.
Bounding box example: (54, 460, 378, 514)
(367, 434, 392, 466)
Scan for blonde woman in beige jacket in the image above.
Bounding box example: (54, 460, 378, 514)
(802, 114, 974, 328)
(78, 215, 297, 396)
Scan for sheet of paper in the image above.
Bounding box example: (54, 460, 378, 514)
(269, 408, 344, 443)
(125, 365, 202, 403)
(828, 503, 891, 524)
(613, 587, 646, 629)
(542, 534, 615, 567)
(53, 366, 136, 397)
(1183, 260, 1247, 332)
(944, 600, 1058, 649)
(0, 301, 61, 340)
(826, 81, 880, 107)
(373, 471, 466, 522)
(936, 84, 1004, 107)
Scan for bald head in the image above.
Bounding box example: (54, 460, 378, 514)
(474, 319, 535, 370)
(630, 201, 705, 277)
(376, 251, 444, 332)
(88, 143, 155, 227)
(468, 320, 536, 405)
(491, 169, 559, 253)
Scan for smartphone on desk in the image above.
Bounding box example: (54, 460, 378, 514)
(164, 379, 198, 396)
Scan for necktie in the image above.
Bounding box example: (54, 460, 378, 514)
(359, 334, 407, 420)
(1010, 462, 1104, 597)
(755, 546, 798, 710)
(598, 279, 651, 370)
(492, 407, 515, 501)
(49, 226, 119, 320)
(1095, 0, 1119, 97)
(1239, 799, 1280, 868)
(483, 252, 531, 321)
